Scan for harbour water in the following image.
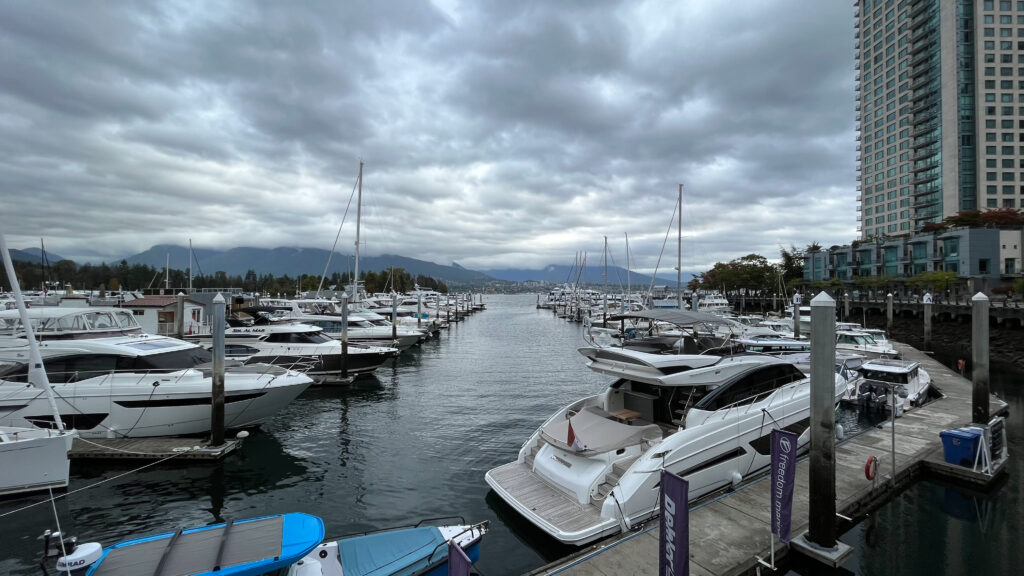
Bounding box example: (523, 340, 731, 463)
(0, 294, 1020, 575)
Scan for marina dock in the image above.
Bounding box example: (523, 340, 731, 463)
(528, 343, 1010, 576)
(69, 437, 241, 460)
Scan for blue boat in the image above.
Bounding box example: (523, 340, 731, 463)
(287, 518, 488, 576)
(51, 513, 325, 576)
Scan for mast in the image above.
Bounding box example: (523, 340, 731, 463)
(354, 161, 362, 303)
(165, 252, 170, 291)
(188, 239, 193, 294)
(1, 235, 65, 432)
(677, 184, 683, 310)
(625, 232, 631, 305)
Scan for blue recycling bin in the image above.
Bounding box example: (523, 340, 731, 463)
(939, 428, 981, 467)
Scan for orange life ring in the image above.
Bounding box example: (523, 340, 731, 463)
(865, 456, 879, 480)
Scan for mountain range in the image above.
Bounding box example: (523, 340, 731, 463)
(11, 244, 690, 288)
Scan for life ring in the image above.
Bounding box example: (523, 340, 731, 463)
(865, 456, 879, 480)
(957, 359, 965, 373)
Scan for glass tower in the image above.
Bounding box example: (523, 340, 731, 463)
(855, 0, 1024, 240)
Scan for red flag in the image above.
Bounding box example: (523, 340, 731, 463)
(568, 417, 585, 451)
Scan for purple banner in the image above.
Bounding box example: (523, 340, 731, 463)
(770, 428, 799, 544)
(448, 540, 471, 576)
(659, 470, 688, 576)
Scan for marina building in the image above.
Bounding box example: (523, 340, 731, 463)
(856, 0, 1024, 238)
(804, 226, 1024, 292)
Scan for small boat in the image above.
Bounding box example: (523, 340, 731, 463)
(287, 518, 488, 576)
(854, 358, 932, 414)
(0, 426, 74, 497)
(46, 513, 324, 576)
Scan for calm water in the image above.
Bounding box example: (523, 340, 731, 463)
(0, 295, 1020, 575)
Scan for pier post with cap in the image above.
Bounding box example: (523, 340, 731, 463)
(340, 292, 349, 378)
(210, 293, 226, 446)
(972, 293, 990, 424)
(807, 292, 837, 548)
(175, 292, 185, 338)
(924, 297, 933, 351)
(886, 293, 893, 332)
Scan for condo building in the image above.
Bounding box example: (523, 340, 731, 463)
(856, 0, 1024, 239)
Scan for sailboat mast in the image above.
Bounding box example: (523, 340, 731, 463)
(165, 253, 170, 291)
(677, 184, 683, 310)
(188, 239, 193, 293)
(1, 235, 65, 432)
(354, 161, 363, 303)
(625, 232, 630, 309)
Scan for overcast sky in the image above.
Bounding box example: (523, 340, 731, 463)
(1, 1, 856, 275)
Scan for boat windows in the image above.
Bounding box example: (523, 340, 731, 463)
(673, 447, 748, 479)
(113, 311, 139, 328)
(265, 331, 334, 344)
(693, 364, 805, 412)
(84, 311, 117, 330)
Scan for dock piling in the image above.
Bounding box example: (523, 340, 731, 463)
(924, 300, 933, 351)
(210, 293, 226, 447)
(886, 293, 893, 332)
(175, 292, 185, 338)
(807, 292, 837, 548)
(341, 292, 349, 378)
(972, 292, 991, 425)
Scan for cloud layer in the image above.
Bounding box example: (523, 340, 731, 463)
(1, 0, 856, 275)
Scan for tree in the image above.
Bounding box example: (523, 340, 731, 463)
(906, 270, 957, 292)
(979, 208, 1024, 227)
(778, 245, 804, 286)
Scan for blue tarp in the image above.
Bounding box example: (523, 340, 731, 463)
(338, 526, 447, 576)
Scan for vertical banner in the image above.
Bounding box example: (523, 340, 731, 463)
(770, 428, 799, 544)
(448, 540, 471, 576)
(659, 470, 688, 576)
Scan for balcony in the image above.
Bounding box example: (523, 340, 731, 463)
(913, 105, 939, 124)
(908, 0, 929, 18)
(912, 145, 940, 161)
(911, 120, 939, 138)
(913, 157, 941, 173)
(912, 171, 940, 186)
(909, 25, 935, 45)
(913, 132, 940, 149)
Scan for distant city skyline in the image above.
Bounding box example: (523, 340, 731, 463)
(2, 1, 856, 274)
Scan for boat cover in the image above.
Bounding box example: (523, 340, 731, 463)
(539, 406, 662, 454)
(88, 513, 324, 576)
(338, 526, 446, 576)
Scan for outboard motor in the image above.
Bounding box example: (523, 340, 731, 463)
(39, 530, 103, 576)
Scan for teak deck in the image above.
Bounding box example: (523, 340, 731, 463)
(527, 343, 1009, 576)
(69, 437, 240, 460)
(488, 461, 606, 534)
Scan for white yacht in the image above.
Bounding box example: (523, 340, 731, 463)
(835, 330, 899, 359)
(0, 309, 313, 438)
(485, 349, 845, 545)
(262, 298, 427, 350)
(854, 358, 932, 413)
(695, 293, 730, 314)
(0, 426, 74, 496)
(189, 313, 399, 381)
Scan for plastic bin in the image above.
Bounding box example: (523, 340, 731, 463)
(939, 427, 981, 467)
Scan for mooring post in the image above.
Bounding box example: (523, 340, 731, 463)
(808, 291, 837, 548)
(886, 293, 893, 332)
(972, 293, 990, 424)
(175, 292, 185, 339)
(792, 294, 802, 340)
(692, 293, 699, 312)
(391, 293, 398, 343)
(417, 293, 423, 328)
(210, 293, 226, 446)
(602, 293, 608, 327)
(924, 299, 933, 352)
(844, 292, 850, 322)
(340, 292, 349, 378)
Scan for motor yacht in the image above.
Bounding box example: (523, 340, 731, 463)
(854, 358, 932, 413)
(261, 298, 427, 350)
(188, 312, 399, 382)
(0, 308, 313, 438)
(835, 330, 899, 359)
(485, 350, 845, 545)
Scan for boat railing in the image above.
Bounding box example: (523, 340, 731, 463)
(327, 516, 481, 540)
(11, 361, 297, 388)
(697, 377, 806, 425)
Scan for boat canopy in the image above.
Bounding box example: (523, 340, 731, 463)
(539, 406, 661, 454)
(607, 309, 724, 327)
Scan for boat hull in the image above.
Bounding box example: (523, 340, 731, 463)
(0, 368, 311, 438)
(0, 427, 73, 497)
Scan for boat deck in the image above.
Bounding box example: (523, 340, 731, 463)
(488, 462, 606, 535)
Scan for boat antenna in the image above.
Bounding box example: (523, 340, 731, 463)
(1, 234, 65, 431)
(677, 184, 683, 310)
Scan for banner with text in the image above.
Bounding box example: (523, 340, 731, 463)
(659, 470, 688, 576)
(770, 428, 799, 544)
(448, 540, 471, 576)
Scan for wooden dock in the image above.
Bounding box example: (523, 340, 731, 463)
(527, 344, 1010, 576)
(69, 437, 241, 460)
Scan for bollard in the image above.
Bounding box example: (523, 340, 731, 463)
(417, 293, 423, 328)
(972, 293, 990, 424)
(340, 292, 349, 378)
(210, 293, 226, 446)
(175, 292, 185, 338)
(924, 301, 932, 352)
(844, 292, 850, 322)
(808, 291, 837, 548)
(886, 293, 893, 332)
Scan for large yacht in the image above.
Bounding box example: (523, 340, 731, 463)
(188, 312, 399, 381)
(485, 349, 845, 545)
(0, 308, 312, 438)
(261, 298, 428, 350)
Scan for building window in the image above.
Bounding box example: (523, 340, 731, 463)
(1004, 199, 1017, 207)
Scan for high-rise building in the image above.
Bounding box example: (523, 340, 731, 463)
(856, 0, 1024, 240)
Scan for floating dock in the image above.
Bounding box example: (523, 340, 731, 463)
(69, 437, 241, 460)
(527, 344, 1009, 576)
